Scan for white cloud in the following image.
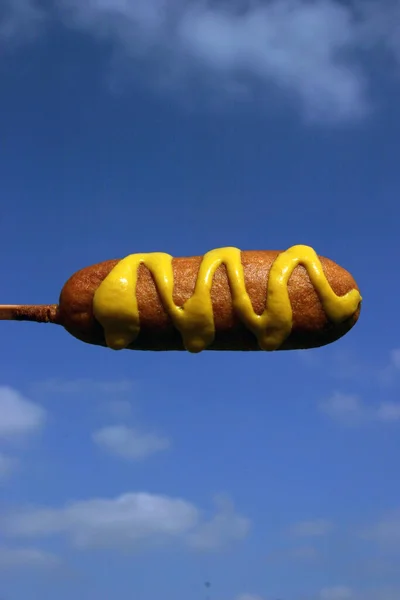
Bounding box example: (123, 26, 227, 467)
(0, 386, 46, 439)
(375, 402, 400, 422)
(0, 452, 19, 481)
(290, 518, 333, 537)
(0, 545, 60, 570)
(2, 0, 400, 122)
(188, 495, 251, 550)
(320, 587, 353, 600)
(236, 595, 264, 600)
(92, 425, 170, 460)
(57, 0, 370, 122)
(319, 392, 400, 426)
(319, 393, 368, 425)
(1, 492, 250, 552)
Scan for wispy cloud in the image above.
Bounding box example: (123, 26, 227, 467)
(379, 348, 400, 385)
(187, 495, 251, 550)
(0, 386, 46, 440)
(54, 0, 373, 122)
(319, 392, 400, 426)
(0, 0, 45, 46)
(298, 347, 375, 384)
(318, 586, 400, 600)
(1, 0, 400, 122)
(0, 452, 19, 481)
(1, 492, 250, 552)
(33, 378, 134, 395)
(0, 545, 60, 570)
(309, 346, 400, 388)
(238, 583, 400, 600)
(320, 587, 353, 600)
(362, 508, 400, 547)
(92, 425, 170, 461)
(290, 518, 334, 537)
(266, 543, 319, 564)
(103, 399, 133, 419)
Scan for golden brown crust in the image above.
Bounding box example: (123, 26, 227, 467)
(0, 304, 60, 323)
(57, 251, 361, 351)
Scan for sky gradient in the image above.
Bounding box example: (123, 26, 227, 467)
(1, 1, 400, 599)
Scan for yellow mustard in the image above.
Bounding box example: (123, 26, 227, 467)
(92, 245, 361, 353)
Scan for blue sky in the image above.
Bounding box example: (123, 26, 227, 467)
(1, 1, 400, 599)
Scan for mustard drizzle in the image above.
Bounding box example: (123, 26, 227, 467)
(92, 245, 361, 353)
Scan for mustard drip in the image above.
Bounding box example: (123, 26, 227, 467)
(92, 245, 361, 353)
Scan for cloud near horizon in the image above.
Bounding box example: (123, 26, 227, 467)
(2, 0, 400, 123)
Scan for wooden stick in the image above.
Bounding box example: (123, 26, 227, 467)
(0, 304, 60, 324)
